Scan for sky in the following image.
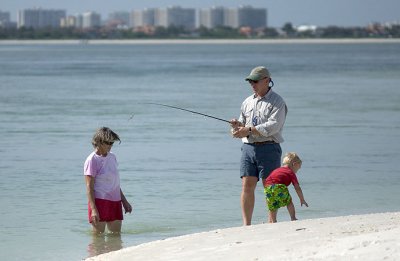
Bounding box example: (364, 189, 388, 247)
(1, 0, 399, 27)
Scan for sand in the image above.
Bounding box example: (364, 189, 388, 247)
(86, 212, 400, 261)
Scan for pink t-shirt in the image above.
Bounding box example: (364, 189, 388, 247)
(263, 166, 299, 187)
(84, 151, 121, 201)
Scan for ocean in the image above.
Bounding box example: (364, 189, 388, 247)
(0, 40, 399, 260)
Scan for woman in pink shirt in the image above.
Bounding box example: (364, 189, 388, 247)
(263, 152, 308, 223)
(84, 127, 132, 234)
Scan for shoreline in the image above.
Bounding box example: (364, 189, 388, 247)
(1, 38, 400, 45)
(86, 212, 400, 261)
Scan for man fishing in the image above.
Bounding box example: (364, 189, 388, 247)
(230, 66, 287, 226)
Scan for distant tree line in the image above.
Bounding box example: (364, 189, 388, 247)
(1, 23, 399, 39)
(280, 22, 400, 38)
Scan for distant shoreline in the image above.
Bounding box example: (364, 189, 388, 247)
(1, 38, 400, 45)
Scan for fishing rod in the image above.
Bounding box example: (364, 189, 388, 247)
(144, 102, 231, 123)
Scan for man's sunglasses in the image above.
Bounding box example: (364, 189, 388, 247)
(247, 77, 267, 84)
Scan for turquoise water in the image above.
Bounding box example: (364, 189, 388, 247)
(0, 42, 399, 260)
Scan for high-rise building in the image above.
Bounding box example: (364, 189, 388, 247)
(200, 6, 267, 29)
(60, 16, 77, 28)
(0, 10, 15, 28)
(131, 8, 156, 27)
(223, 8, 239, 28)
(199, 6, 224, 29)
(0, 10, 11, 27)
(75, 14, 83, 28)
(17, 8, 66, 29)
(237, 6, 267, 28)
(155, 6, 195, 30)
(82, 12, 101, 28)
(108, 11, 130, 26)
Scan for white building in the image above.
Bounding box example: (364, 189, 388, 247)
(223, 8, 238, 28)
(60, 16, 77, 28)
(220, 6, 267, 29)
(199, 6, 224, 28)
(82, 12, 101, 28)
(129, 5, 267, 30)
(296, 25, 318, 33)
(131, 8, 156, 27)
(155, 6, 195, 30)
(17, 8, 66, 29)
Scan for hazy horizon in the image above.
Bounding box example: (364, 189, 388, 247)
(1, 0, 399, 27)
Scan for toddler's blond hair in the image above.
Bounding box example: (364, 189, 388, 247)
(282, 152, 302, 166)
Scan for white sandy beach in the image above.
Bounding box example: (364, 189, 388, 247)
(86, 212, 400, 261)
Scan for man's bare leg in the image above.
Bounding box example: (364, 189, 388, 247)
(241, 176, 258, 226)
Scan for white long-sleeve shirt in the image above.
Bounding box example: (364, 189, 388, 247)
(238, 89, 287, 143)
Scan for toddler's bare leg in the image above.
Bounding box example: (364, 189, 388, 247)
(287, 200, 297, 221)
(268, 210, 278, 223)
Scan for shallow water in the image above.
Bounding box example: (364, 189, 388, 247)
(0, 42, 399, 260)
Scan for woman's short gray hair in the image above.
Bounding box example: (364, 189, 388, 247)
(91, 127, 121, 148)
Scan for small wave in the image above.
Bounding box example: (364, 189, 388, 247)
(122, 223, 176, 235)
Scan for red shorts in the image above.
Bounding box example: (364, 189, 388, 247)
(88, 198, 123, 223)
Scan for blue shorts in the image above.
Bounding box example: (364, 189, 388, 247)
(240, 143, 282, 180)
